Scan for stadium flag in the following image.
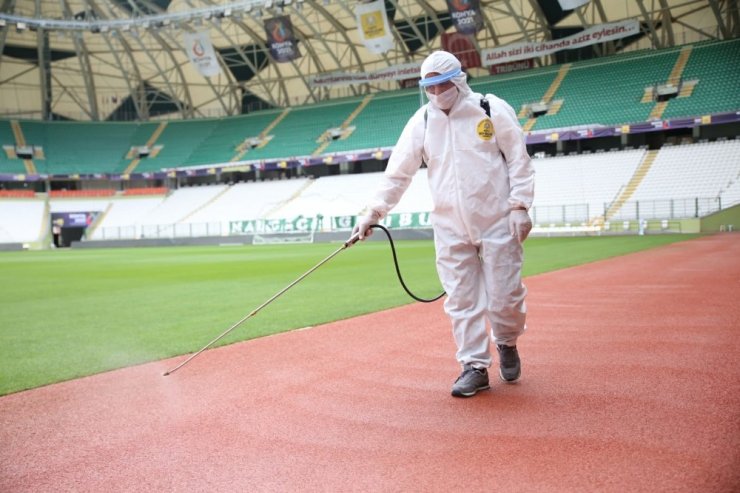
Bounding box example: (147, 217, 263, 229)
(446, 0, 483, 35)
(355, 0, 394, 54)
(183, 32, 221, 77)
(481, 19, 639, 66)
(265, 15, 301, 63)
(441, 32, 481, 69)
(558, 0, 590, 10)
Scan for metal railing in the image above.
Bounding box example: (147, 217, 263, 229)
(92, 196, 735, 241)
(607, 197, 724, 221)
(98, 222, 222, 240)
(530, 203, 591, 225)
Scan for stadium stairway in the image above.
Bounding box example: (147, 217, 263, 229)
(314, 94, 375, 156)
(10, 121, 37, 175)
(123, 122, 168, 175)
(648, 45, 693, 120)
(628, 140, 740, 210)
(230, 144, 249, 163)
(322, 90, 419, 154)
(263, 178, 318, 219)
(532, 48, 680, 131)
(259, 108, 292, 143)
(602, 149, 659, 222)
(640, 87, 654, 104)
(649, 101, 668, 121)
(521, 64, 571, 132)
(85, 202, 114, 239)
(677, 80, 698, 98)
(662, 39, 740, 119)
(668, 45, 694, 85)
(176, 184, 234, 223)
(0, 122, 26, 174)
(231, 108, 293, 162)
(37, 197, 50, 246)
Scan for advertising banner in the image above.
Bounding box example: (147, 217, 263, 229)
(309, 62, 422, 88)
(229, 216, 318, 235)
(332, 212, 432, 231)
(265, 16, 301, 63)
(183, 31, 222, 77)
(446, 0, 484, 35)
(355, 0, 394, 54)
(481, 19, 640, 66)
(489, 58, 534, 75)
(231, 212, 433, 235)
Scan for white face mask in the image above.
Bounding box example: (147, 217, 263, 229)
(427, 85, 458, 110)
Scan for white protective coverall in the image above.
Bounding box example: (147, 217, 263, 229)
(365, 51, 535, 369)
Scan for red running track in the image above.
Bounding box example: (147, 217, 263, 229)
(1, 234, 739, 492)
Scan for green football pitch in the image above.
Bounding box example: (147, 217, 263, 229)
(0, 234, 698, 395)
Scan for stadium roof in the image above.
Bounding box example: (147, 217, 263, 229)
(0, 0, 737, 121)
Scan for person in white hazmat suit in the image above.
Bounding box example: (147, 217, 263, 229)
(352, 51, 535, 398)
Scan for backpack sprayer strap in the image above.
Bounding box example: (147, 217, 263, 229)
(422, 97, 492, 165)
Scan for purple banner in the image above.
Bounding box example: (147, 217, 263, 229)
(523, 111, 739, 144)
(446, 0, 483, 35)
(265, 16, 301, 63)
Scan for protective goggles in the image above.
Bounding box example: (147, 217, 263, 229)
(418, 67, 462, 89)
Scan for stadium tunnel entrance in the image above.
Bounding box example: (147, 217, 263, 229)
(51, 212, 99, 248)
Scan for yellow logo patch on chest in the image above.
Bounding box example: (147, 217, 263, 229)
(476, 118, 494, 141)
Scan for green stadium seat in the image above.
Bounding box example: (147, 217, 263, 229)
(325, 89, 420, 153)
(20, 120, 145, 175)
(134, 119, 221, 172)
(0, 120, 26, 174)
(531, 50, 679, 130)
(245, 99, 362, 161)
(662, 39, 740, 119)
(184, 111, 283, 165)
(1, 39, 736, 174)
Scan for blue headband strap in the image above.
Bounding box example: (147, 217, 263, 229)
(418, 67, 462, 87)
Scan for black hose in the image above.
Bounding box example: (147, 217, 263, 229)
(368, 224, 445, 303)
